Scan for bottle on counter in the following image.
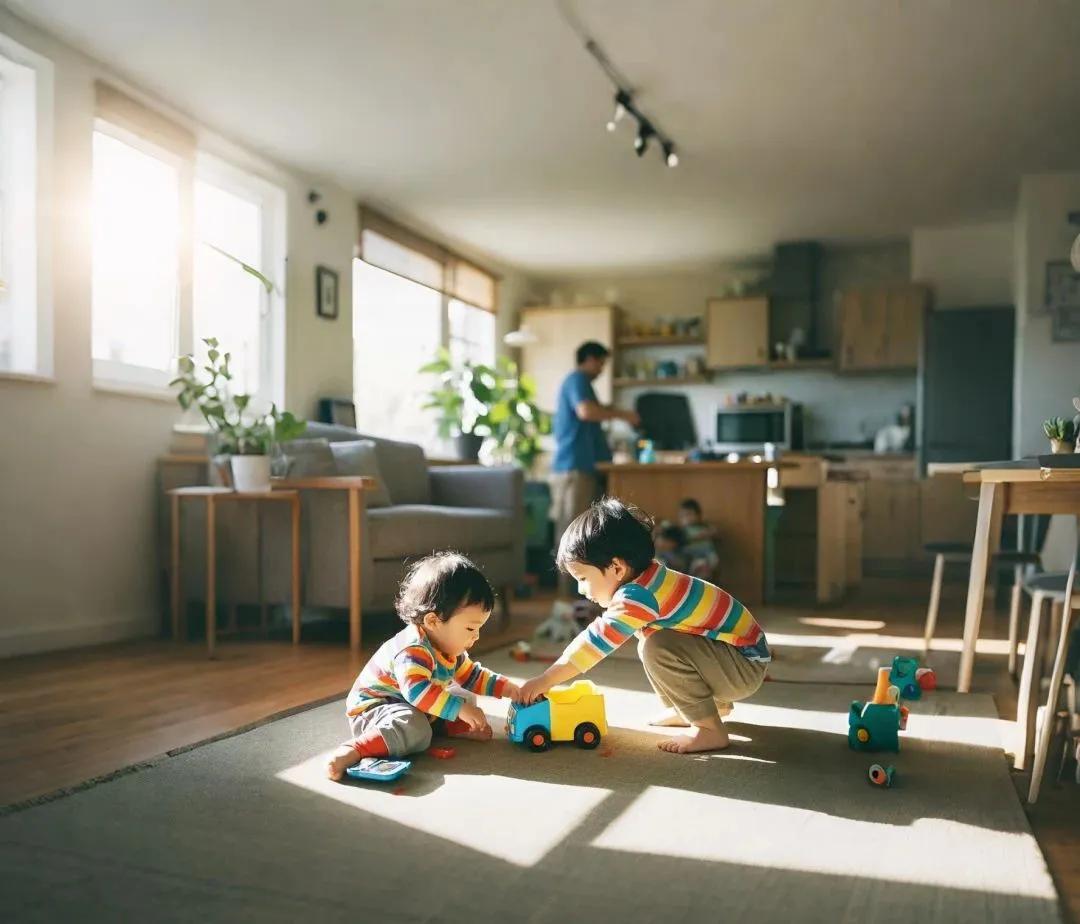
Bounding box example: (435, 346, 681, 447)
(637, 439, 656, 464)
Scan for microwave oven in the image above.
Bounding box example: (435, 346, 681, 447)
(715, 402, 804, 452)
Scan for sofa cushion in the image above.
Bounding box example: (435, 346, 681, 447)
(302, 423, 430, 505)
(281, 438, 336, 477)
(367, 505, 515, 560)
(329, 440, 391, 508)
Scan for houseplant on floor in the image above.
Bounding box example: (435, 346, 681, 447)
(171, 337, 306, 491)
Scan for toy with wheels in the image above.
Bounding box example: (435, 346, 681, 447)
(868, 763, 896, 788)
(849, 667, 903, 752)
(506, 679, 608, 752)
(888, 656, 937, 700)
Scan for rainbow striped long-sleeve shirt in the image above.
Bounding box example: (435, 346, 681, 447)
(346, 624, 511, 721)
(563, 559, 771, 673)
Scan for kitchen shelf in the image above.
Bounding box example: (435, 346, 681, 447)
(613, 375, 710, 388)
(616, 335, 705, 348)
(767, 358, 835, 371)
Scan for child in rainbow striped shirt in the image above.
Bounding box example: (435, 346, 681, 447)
(516, 498, 770, 754)
(327, 552, 519, 780)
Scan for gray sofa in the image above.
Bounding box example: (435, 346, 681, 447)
(173, 423, 524, 628)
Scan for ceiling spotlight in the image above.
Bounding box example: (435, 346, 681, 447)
(634, 123, 654, 157)
(606, 94, 629, 132)
(662, 141, 679, 167)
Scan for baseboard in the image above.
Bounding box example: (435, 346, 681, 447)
(0, 617, 156, 659)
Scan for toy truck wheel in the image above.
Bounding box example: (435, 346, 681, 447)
(574, 722, 601, 750)
(524, 725, 551, 752)
(868, 763, 894, 787)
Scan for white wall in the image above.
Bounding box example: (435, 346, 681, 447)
(911, 221, 1014, 308)
(535, 242, 916, 447)
(1013, 173, 1080, 458)
(0, 11, 348, 656)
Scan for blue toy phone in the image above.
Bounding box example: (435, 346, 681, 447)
(346, 757, 412, 783)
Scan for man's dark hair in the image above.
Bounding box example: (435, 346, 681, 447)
(576, 341, 610, 365)
(657, 523, 686, 547)
(396, 551, 495, 624)
(679, 498, 702, 516)
(556, 497, 655, 576)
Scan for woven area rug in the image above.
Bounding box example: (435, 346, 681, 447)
(0, 649, 1059, 923)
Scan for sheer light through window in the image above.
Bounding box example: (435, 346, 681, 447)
(449, 298, 495, 368)
(194, 178, 263, 399)
(91, 127, 179, 379)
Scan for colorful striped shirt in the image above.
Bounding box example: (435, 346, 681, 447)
(346, 624, 511, 721)
(563, 559, 771, 673)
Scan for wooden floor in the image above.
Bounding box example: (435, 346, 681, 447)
(2, 584, 1077, 921)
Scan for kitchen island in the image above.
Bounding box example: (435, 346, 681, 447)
(597, 460, 775, 604)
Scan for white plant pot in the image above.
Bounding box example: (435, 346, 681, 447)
(231, 455, 271, 493)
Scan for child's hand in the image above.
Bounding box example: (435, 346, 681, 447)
(501, 680, 521, 701)
(457, 703, 487, 730)
(516, 676, 552, 705)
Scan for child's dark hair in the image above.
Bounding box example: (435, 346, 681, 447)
(396, 551, 495, 625)
(657, 523, 685, 547)
(680, 498, 702, 516)
(556, 497, 655, 576)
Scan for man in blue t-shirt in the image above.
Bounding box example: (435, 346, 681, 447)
(550, 341, 640, 590)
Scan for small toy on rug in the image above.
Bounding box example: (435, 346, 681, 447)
(848, 667, 904, 752)
(889, 656, 937, 700)
(868, 763, 896, 788)
(506, 679, 608, 752)
(346, 757, 412, 783)
(510, 640, 532, 662)
(427, 746, 456, 760)
(534, 601, 580, 644)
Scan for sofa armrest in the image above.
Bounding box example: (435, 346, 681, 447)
(429, 465, 522, 511)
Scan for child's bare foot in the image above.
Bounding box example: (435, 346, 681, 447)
(647, 708, 690, 727)
(658, 722, 730, 754)
(326, 743, 360, 781)
(447, 721, 494, 741)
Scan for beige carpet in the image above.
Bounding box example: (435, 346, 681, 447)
(0, 649, 1060, 923)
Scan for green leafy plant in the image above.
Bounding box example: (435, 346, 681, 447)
(1042, 417, 1075, 441)
(420, 348, 551, 468)
(171, 337, 305, 455)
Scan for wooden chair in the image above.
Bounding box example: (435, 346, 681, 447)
(923, 515, 1050, 673)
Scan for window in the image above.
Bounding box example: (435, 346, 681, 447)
(353, 213, 500, 449)
(91, 123, 181, 389)
(352, 259, 442, 446)
(448, 298, 495, 368)
(194, 154, 286, 410)
(0, 33, 51, 376)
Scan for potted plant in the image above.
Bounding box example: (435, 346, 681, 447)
(171, 337, 306, 491)
(420, 349, 551, 466)
(1042, 416, 1076, 454)
(1074, 396, 1080, 452)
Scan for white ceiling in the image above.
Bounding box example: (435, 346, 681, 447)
(11, 0, 1080, 273)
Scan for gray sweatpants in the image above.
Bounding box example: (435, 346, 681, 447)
(348, 686, 476, 757)
(637, 630, 767, 723)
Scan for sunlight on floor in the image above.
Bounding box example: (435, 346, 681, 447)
(277, 754, 611, 867)
(767, 631, 1014, 656)
(799, 616, 888, 631)
(591, 786, 1058, 899)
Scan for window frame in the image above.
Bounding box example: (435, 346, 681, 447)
(0, 31, 53, 380)
(90, 116, 188, 396)
(194, 151, 287, 411)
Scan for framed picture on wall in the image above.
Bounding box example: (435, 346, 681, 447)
(1044, 260, 1080, 316)
(316, 265, 339, 320)
(1052, 304, 1080, 342)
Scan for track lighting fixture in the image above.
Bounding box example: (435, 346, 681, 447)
(634, 122, 654, 157)
(662, 140, 678, 168)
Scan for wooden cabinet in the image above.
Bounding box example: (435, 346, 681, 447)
(706, 297, 769, 369)
(862, 480, 920, 564)
(837, 285, 928, 372)
(519, 305, 616, 412)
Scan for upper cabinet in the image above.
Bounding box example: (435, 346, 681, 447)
(706, 297, 769, 369)
(837, 284, 928, 372)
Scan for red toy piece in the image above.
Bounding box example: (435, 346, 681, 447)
(428, 746, 456, 759)
(916, 667, 937, 691)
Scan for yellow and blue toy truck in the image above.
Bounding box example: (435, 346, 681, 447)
(506, 680, 608, 752)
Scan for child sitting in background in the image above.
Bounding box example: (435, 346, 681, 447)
(516, 497, 770, 754)
(326, 552, 519, 780)
(653, 522, 688, 572)
(678, 497, 720, 579)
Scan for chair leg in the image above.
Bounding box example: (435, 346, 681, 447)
(1007, 564, 1023, 678)
(1029, 597, 1076, 803)
(923, 554, 945, 654)
(1015, 592, 1046, 771)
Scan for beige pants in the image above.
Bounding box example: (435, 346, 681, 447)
(550, 470, 602, 592)
(637, 630, 767, 723)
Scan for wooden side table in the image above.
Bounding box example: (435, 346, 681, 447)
(272, 476, 374, 654)
(169, 486, 301, 657)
